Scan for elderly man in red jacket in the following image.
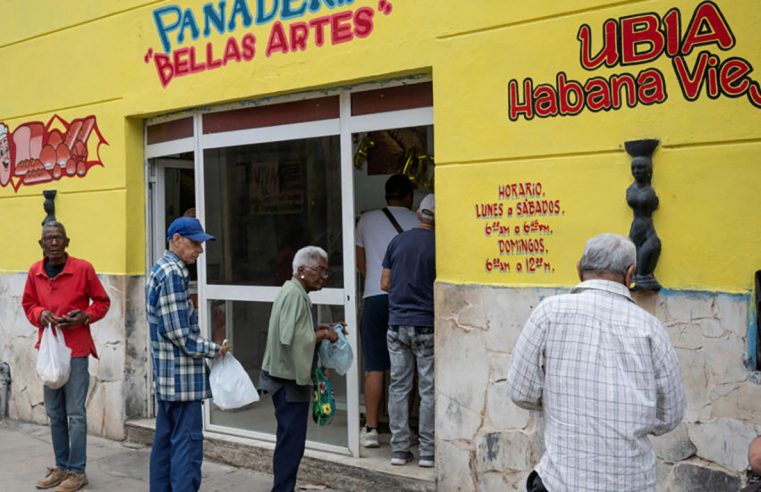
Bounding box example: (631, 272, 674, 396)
(22, 221, 110, 492)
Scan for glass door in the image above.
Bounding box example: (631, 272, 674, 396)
(145, 81, 432, 457)
(201, 135, 349, 448)
(145, 119, 197, 417)
(196, 101, 360, 454)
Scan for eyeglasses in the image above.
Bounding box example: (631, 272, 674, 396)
(41, 235, 66, 243)
(304, 265, 331, 279)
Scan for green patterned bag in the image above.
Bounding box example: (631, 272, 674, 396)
(311, 366, 336, 426)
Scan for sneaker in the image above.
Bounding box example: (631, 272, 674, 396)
(360, 428, 379, 448)
(36, 468, 68, 489)
(55, 472, 88, 492)
(418, 456, 435, 468)
(390, 451, 414, 466)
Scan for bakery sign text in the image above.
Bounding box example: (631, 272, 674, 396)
(507, 1, 761, 121)
(144, 0, 393, 88)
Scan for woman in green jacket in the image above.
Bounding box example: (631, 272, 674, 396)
(260, 246, 339, 492)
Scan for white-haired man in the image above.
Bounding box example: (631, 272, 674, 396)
(508, 233, 686, 492)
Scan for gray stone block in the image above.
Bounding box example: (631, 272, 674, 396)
(670, 462, 740, 492)
(435, 315, 489, 420)
(656, 461, 672, 492)
(438, 440, 475, 491)
(651, 424, 696, 462)
(689, 418, 758, 471)
(475, 430, 531, 473)
(486, 379, 529, 429)
(436, 391, 483, 442)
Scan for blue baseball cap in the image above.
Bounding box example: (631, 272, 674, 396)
(167, 217, 216, 242)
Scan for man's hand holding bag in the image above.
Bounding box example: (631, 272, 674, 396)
(209, 344, 260, 410)
(36, 323, 72, 389)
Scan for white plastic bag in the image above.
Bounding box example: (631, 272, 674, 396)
(36, 324, 72, 389)
(318, 324, 353, 376)
(209, 352, 260, 410)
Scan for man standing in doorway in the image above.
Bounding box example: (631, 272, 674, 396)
(381, 193, 436, 467)
(146, 217, 227, 492)
(355, 174, 419, 448)
(23, 221, 111, 492)
(508, 233, 685, 491)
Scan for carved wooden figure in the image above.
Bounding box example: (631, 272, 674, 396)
(42, 189, 57, 226)
(625, 139, 662, 292)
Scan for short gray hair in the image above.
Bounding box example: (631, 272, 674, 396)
(41, 220, 67, 238)
(579, 233, 636, 276)
(292, 246, 328, 276)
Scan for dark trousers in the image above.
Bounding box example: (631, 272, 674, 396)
(150, 400, 203, 492)
(526, 470, 549, 492)
(272, 387, 310, 492)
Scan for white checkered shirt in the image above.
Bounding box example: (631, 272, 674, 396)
(508, 279, 685, 491)
(146, 251, 220, 401)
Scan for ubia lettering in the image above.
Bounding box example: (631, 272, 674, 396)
(507, 1, 760, 121)
(576, 1, 734, 70)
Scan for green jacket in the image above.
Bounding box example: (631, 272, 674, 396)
(261, 279, 316, 386)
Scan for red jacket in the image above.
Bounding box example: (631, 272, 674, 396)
(22, 255, 111, 358)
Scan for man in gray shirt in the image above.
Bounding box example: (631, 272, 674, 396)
(508, 233, 685, 491)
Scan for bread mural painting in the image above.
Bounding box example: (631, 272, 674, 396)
(0, 115, 107, 191)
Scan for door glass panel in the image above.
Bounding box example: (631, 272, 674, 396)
(163, 166, 195, 228)
(164, 165, 197, 281)
(150, 154, 196, 279)
(203, 137, 343, 287)
(208, 300, 348, 448)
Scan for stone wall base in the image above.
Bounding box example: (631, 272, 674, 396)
(0, 273, 148, 440)
(435, 282, 761, 491)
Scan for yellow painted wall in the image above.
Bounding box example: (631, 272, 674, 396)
(1, 0, 759, 292)
(434, 0, 761, 293)
(0, 0, 439, 274)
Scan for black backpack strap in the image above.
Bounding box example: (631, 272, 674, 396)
(381, 207, 404, 234)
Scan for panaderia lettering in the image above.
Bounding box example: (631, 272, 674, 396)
(145, 0, 391, 87)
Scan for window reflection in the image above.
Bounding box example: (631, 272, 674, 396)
(208, 300, 348, 448)
(204, 137, 343, 287)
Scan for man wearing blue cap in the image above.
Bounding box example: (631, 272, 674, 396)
(146, 217, 227, 491)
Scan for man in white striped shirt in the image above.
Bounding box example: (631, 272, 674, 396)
(508, 233, 686, 492)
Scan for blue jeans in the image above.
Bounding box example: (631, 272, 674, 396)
(150, 400, 204, 492)
(387, 326, 435, 458)
(43, 356, 90, 474)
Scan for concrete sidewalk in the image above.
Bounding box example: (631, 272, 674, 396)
(0, 420, 284, 491)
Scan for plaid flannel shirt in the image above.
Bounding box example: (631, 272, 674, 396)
(508, 279, 686, 492)
(147, 251, 220, 401)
